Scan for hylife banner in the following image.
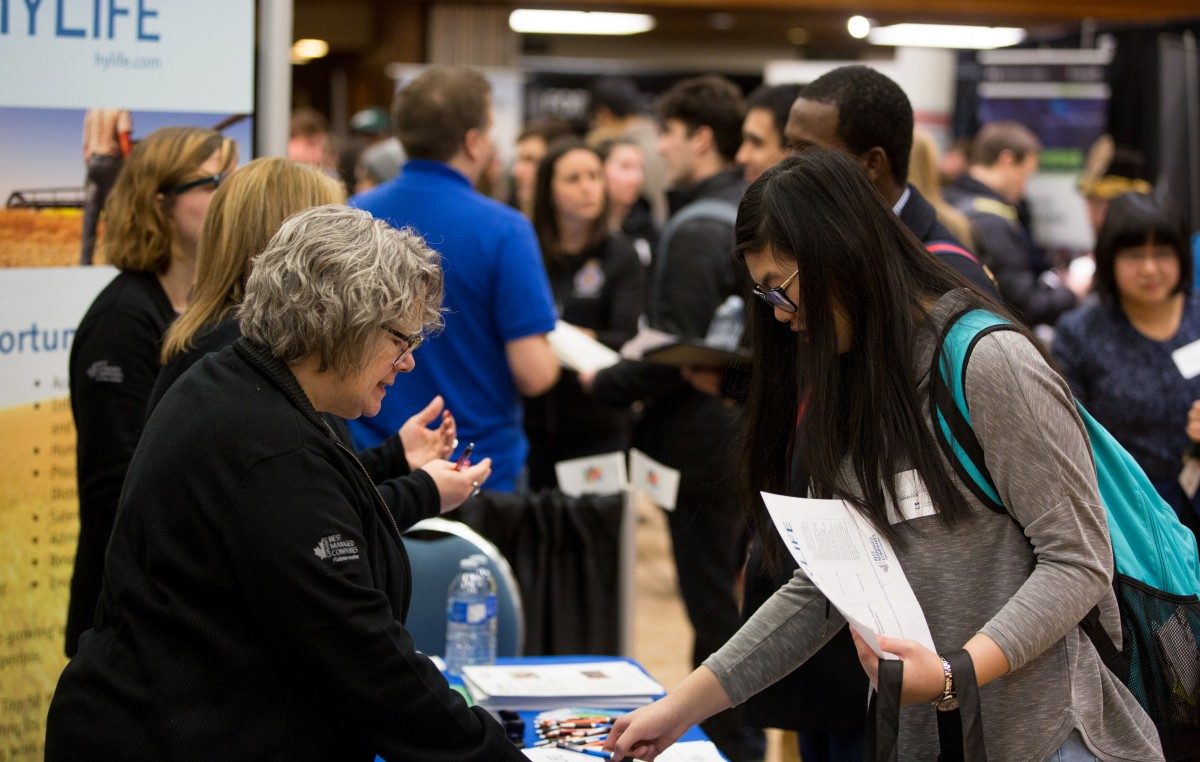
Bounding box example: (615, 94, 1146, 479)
(0, 2, 254, 757)
(0, 0, 252, 113)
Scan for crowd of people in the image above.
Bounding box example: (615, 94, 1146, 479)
(52, 62, 1199, 762)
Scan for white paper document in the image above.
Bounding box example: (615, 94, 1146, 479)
(629, 449, 681, 511)
(549, 320, 621, 374)
(556, 452, 628, 497)
(760, 491, 936, 659)
(462, 661, 663, 710)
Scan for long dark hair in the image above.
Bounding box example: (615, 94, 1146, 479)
(736, 149, 1033, 568)
(531, 138, 609, 262)
(1093, 191, 1192, 306)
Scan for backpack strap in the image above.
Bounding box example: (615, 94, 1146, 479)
(650, 199, 739, 327)
(927, 240, 981, 266)
(929, 308, 1014, 515)
(929, 309, 1123, 674)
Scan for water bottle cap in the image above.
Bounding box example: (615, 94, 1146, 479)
(470, 553, 488, 567)
(459, 558, 476, 570)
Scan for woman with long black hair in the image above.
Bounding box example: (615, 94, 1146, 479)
(604, 150, 1161, 761)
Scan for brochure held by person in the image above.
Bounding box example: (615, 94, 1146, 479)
(760, 491, 936, 659)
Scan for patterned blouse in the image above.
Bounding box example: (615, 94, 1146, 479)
(1053, 294, 1200, 485)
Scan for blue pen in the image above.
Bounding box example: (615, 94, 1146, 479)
(554, 742, 613, 759)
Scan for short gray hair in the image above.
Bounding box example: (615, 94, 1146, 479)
(239, 205, 443, 376)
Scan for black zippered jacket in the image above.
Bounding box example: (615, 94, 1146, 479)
(46, 338, 524, 762)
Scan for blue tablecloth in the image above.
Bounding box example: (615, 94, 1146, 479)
(447, 654, 713, 750)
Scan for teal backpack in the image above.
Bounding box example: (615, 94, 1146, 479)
(931, 308, 1200, 752)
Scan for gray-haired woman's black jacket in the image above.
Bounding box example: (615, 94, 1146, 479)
(46, 338, 525, 762)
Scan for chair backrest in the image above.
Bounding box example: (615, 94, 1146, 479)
(401, 517, 525, 659)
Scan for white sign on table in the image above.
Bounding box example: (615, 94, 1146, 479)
(629, 449, 680, 512)
(555, 452, 627, 497)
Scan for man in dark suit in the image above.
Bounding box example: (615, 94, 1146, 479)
(784, 65, 995, 295)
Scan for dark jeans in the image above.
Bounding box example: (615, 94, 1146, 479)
(667, 484, 763, 762)
(81, 154, 122, 265)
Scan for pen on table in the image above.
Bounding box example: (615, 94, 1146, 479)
(538, 723, 613, 734)
(453, 442, 475, 471)
(536, 729, 609, 741)
(546, 721, 614, 729)
(554, 741, 614, 759)
(537, 716, 617, 726)
(534, 732, 608, 747)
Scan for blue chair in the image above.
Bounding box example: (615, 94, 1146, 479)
(401, 517, 525, 658)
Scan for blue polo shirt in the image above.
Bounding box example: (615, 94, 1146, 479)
(349, 159, 556, 491)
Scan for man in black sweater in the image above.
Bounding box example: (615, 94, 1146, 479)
(583, 75, 762, 762)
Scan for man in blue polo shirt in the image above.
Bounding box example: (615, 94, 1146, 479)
(350, 66, 559, 491)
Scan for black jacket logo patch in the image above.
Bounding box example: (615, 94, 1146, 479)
(313, 533, 360, 563)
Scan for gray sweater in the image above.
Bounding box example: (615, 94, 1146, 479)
(705, 290, 1162, 761)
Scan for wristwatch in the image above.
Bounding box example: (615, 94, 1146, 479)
(931, 656, 959, 712)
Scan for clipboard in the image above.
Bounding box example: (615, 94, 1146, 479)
(641, 338, 751, 369)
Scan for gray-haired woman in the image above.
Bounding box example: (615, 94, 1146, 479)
(46, 206, 523, 761)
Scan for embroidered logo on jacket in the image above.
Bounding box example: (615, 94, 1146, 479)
(313, 533, 360, 563)
(86, 359, 123, 383)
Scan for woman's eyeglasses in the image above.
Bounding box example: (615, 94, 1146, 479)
(751, 269, 800, 314)
(381, 325, 423, 368)
(167, 172, 227, 196)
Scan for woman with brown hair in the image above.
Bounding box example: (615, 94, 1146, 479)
(66, 126, 236, 656)
(523, 139, 644, 489)
(909, 128, 976, 250)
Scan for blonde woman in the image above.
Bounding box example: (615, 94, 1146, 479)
(149, 157, 458, 515)
(67, 127, 237, 656)
(909, 128, 976, 250)
(154, 157, 346, 394)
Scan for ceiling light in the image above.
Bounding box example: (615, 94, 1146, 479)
(847, 16, 871, 40)
(866, 23, 1026, 49)
(291, 38, 329, 60)
(509, 9, 656, 36)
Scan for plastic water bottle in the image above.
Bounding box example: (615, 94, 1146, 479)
(470, 554, 499, 665)
(444, 558, 495, 675)
(705, 295, 745, 350)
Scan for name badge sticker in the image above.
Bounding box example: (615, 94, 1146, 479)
(1172, 338, 1200, 380)
(885, 469, 937, 525)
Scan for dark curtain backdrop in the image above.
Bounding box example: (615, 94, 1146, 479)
(448, 490, 626, 656)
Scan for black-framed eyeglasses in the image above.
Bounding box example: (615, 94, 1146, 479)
(752, 269, 800, 313)
(381, 325, 423, 367)
(167, 172, 227, 196)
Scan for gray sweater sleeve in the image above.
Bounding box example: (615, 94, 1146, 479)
(965, 331, 1114, 672)
(702, 566, 844, 706)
